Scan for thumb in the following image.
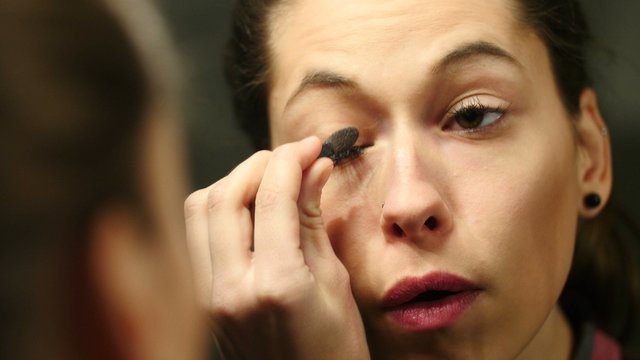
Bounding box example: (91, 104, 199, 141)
(298, 157, 336, 264)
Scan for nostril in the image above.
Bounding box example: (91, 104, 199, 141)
(425, 216, 438, 231)
(391, 223, 405, 237)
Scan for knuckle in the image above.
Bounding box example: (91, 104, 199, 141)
(184, 189, 208, 219)
(255, 184, 282, 211)
(254, 271, 313, 308)
(299, 205, 324, 228)
(252, 149, 272, 162)
(210, 297, 244, 321)
(206, 180, 229, 212)
(209, 284, 252, 319)
(209, 302, 246, 322)
(254, 286, 289, 309)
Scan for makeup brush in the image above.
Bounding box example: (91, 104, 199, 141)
(318, 127, 362, 164)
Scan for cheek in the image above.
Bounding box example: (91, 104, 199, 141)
(320, 168, 385, 293)
(321, 156, 382, 245)
(318, 116, 581, 318)
(456, 128, 580, 310)
(321, 173, 377, 254)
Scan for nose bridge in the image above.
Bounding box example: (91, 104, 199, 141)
(384, 130, 436, 210)
(388, 134, 425, 191)
(380, 127, 452, 241)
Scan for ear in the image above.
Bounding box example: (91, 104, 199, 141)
(88, 205, 155, 360)
(574, 88, 612, 218)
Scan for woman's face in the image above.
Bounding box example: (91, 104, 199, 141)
(268, 0, 582, 357)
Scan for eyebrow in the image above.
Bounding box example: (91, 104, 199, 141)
(285, 71, 357, 108)
(285, 41, 522, 108)
(432, 41, 522, 74)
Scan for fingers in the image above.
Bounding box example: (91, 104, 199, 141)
(298, 157, 333, 225)
(185, 188, 214, 305)
(185, 150, 271, 306)
(187, 138, 370, 360)
(188, 136, 331, 309)
(298, 157, 336, 269)
(253, 136, 322, 269)
(208, 151, 271, 279)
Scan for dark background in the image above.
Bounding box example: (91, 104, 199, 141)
(156, 0, 639, 354)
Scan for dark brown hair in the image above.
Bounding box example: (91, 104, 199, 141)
(224, 0, 276, 150)
(0, 0, 166, 357)
(224, 0, 640, 354)
(224, 0, 592, 148)
(515, 0, 640, 353)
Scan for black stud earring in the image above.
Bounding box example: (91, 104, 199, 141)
(584, 193, 601, 209)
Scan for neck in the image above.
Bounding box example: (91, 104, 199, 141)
(516, 304, 573, 360)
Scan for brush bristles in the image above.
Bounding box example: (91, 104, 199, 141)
(321, 127, 359, 155)
(318, 127, 361, 164)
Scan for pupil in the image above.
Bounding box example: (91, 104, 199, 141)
(457, 108, 484, 129)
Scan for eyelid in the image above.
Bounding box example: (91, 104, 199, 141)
(447, 95, 508, 115)
(443, 95, 511, 134)
(332, 143, 373, 165)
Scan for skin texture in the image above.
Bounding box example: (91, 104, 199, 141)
(186, 139, 371, 359)
(188, 0, 611, 358)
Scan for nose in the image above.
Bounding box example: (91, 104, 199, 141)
(380, 142, 452, 243)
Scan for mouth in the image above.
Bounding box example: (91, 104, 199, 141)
(407, 290, 465, 303)
(382, 272, 481, 331)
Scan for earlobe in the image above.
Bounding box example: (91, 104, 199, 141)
(574, 88, 612, 218)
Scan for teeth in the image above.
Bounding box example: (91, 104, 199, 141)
(411, 290, 460, 303)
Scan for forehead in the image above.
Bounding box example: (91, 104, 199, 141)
(270, 0, 522, 44)
(265, 0, 551, 144)
(267, 0, 532, 92)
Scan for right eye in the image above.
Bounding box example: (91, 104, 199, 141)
(444, 96, 510, 134)
(452, 105, 503, 130)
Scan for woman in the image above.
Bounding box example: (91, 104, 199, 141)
(0, 0, 205, 358)
(187, 0, 639, 358)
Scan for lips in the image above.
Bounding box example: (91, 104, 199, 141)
(382, 272, 481, 331)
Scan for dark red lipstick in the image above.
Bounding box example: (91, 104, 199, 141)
(382, 272, 481, 331)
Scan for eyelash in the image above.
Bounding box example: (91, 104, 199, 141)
(329, 99, 508, 166)
(332, 144, 371, 165)
(331, 145, 365, 165)
(446, 98, 508, 134)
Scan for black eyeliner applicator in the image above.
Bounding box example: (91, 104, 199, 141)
(318, 127, 361, 164)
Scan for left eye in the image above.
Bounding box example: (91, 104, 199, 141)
(450, 105, 503, 130)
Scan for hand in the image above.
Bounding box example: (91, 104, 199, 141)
(185, 137, 370, 360)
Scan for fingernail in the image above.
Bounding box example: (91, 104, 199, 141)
(317, 159, 334, 188)
(300, 135, 319, 146)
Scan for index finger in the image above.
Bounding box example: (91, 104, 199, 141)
(253, 136, 322, 268)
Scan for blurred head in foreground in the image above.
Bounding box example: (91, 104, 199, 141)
(0, 0, 205, 358)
